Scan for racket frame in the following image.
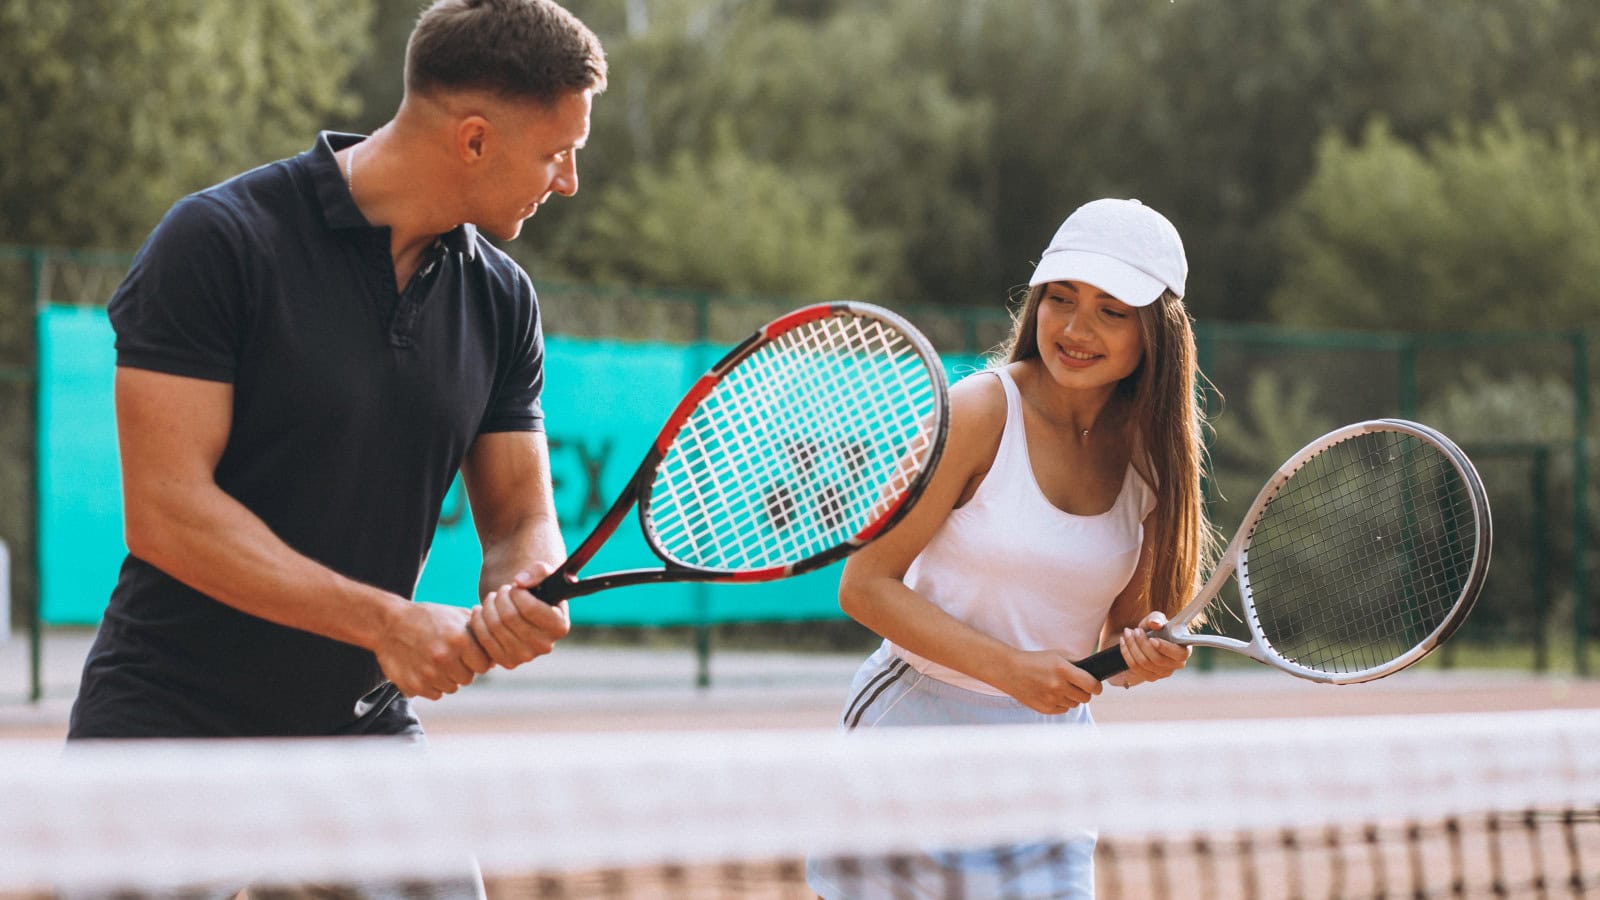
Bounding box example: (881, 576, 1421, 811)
(1080, 418, 1492, 685)
(536, 300, 950, 603)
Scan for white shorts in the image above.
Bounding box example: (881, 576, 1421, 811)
(806, 643, 1097, 899)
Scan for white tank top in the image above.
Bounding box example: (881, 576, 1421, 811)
(888, 368, 1156, 695)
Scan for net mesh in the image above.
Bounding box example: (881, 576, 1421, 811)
(647, 310, 942, 572)
(3, 710, 1595, 899)
(1244, 428, 1484, 677)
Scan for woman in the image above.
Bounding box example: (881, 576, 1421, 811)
(806, 198, 1218, 899)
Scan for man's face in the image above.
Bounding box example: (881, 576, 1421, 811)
(475, 88, 593, 241)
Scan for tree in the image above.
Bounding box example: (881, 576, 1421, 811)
(0, 0, 374, 250)
(336, 0, 425, 134)
(533, 0, 992, 304)
(1270, 114, 1600, 331)
(913, 0, 1600, 321)
(455, 0, 1600, 319)
(568, 123, 896, 298)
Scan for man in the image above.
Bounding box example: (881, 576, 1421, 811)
(68, 0, 606, 741)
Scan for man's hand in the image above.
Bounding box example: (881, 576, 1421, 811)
(469, 567, 572, 670)
(372, 601, 493, 700)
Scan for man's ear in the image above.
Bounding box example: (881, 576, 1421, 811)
(457, 115, 492, 163)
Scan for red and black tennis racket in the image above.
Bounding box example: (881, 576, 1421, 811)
(1076, 419, 1492, 685)
(359, 301, 949, 714)
(543, 300, 949, 596)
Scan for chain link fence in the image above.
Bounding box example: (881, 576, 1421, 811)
(1, 247, 1594, 700)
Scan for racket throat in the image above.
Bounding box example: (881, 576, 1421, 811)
(548, 455, 664, 593)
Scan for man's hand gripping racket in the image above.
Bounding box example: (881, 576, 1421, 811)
(1076, 419, 1492, 685)
(358, 301, 950, 715)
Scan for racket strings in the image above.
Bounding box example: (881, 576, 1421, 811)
(646, 313, 940, 571)
(659, 331, 847, 566)
(1256, 444, 1471, 671)
(687, 322, 898, 561)
(1252, 438, 1476, 671)
(1242, 431, 1480, 675)
(675, 317, 933, 567)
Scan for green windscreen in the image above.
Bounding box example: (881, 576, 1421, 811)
(37, 305, 978, 627)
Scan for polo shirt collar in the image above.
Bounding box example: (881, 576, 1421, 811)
(312, 131, 479, 261)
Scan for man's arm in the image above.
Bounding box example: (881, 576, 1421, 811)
(460, 430, 571, 669)
(116, 367, 490, 700)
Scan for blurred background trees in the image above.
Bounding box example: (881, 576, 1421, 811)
(1, 0, 1596, 664)
(1273, 114, 1600, 331)
(5, 0, 1596, 327)
(0, 0, 373, 249)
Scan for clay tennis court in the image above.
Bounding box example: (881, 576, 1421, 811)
(4, 629, 1598, 900)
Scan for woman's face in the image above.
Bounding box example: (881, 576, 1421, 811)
(1033, 280, 1146, 390)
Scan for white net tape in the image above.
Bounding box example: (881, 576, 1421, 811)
(3, 709, 1595, 891)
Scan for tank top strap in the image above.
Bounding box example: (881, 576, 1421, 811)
(966, 368, 1028, 509)
(994, 367, 1024, 436)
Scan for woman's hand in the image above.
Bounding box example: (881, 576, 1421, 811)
(1108, 611, 1190, 688)
(999, 649, 1104, 715)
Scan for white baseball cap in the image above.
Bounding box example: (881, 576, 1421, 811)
(1028, 198, 1187, 306)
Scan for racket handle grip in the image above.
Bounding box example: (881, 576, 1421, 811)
(1073, 645, 1131, 681)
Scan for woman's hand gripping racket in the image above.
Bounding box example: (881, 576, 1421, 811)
(1075, 419, 1492, 685)
(358, 302, 949, 715)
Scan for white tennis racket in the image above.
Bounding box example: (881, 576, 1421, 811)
(1075, 419, 1492, 684)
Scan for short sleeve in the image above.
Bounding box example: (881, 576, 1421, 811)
(478, 265, 545, 434)
(107, 195, 250, 383)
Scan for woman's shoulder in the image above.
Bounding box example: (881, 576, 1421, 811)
(949, 368, 1008, 427)
(942, 368, 1009, 469)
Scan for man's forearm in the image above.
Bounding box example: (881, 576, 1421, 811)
(478, 510, 566, 596)
(125, 484, 410, 652)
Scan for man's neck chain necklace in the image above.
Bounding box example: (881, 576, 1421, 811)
(345, 144, 357, 194)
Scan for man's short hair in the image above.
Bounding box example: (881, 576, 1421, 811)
(406, 0, 607, 104)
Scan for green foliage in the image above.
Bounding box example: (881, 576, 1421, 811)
(568, 124, 895, 298)
(6, 0, 1600, 319)
(539, 0, 992, 302)
(1418, 367, 1594, 645)
(1422, 367, 1578, 446)
(0, 0, 374, 249)
(336, 0, 427, 133)
(539, 0, 1600, 318)
(1089, 0, 1600, 323)
(1271, 114, 1600, 331)
(1208, 371, 1337, 516)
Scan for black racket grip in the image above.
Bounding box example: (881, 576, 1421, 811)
(1073, 644, 1131, 681)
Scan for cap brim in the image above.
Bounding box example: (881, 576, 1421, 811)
(1029, 250, 1169, 307)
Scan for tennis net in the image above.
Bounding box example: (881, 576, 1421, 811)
(2, 709, 1595, 898)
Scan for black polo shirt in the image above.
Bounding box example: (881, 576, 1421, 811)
(69, 132, 546, 738)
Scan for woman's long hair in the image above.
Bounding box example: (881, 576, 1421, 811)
(996, 284, 1219, 621)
